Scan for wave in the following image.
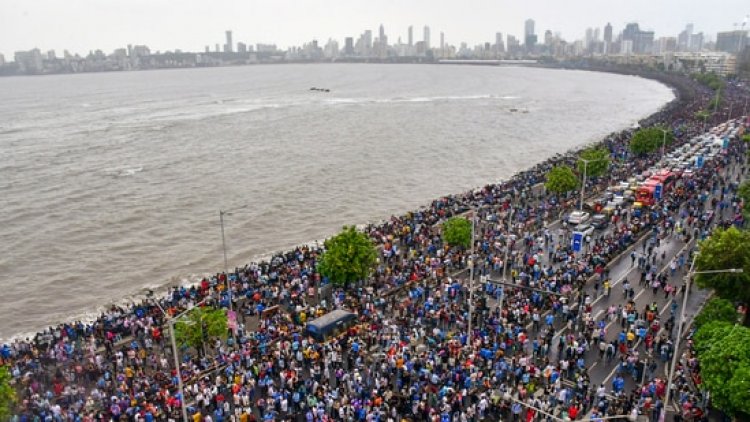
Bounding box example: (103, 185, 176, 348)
(103, 166, 144, 178)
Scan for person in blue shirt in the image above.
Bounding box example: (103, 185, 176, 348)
(612, 375, 625, 394)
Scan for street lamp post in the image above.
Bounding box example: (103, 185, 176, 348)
(468, 209, 476, 338)
(150, 295, 210, 422)
(578, 157, 608, 211)
(659, 127, 670, 163)
(219, 205, 249, 347)
(662, 258, 743, 420)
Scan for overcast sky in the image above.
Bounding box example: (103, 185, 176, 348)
(1, 0, 748, 57)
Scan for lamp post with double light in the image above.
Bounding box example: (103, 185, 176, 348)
(149, 293, 210, 422)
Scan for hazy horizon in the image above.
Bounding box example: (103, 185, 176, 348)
(1, 0, 748, 59)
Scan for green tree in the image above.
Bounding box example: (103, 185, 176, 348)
(742, 134, 750, 143)
(738, 181, 750, 222)
(0, 366, 15, 420)
(318, 225, 378, 288)
(576, 147, 610, 178)
(695, 297, 739, 328)
(629, 127, 674, 156)
(694, 227, 750, 305)
(442, 217, 472, 249)
(545, 165, 578, 195)
(695, 110, 711, 120)
(692, 321, 750, 417)
(174, 306, 228, 355)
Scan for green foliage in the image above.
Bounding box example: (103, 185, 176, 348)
(173, 307, 228, 354)
(694, 110, 711, 120)
(694, 297, 739, 328)
(545, 165, 578, 194)
(739, 181, 750, 222)
(629, 127, 674, 156)
(442, 217, 472, 249)
(692, 72, 725, 91)
(694, 227, 750, 304)
(318, 226, 378, 288)
(0, 366, 16, 420)
(742, 134, 750, 143)
(739, 181, 750, 204)
(693, 321, 750, 416)
(576, 147, 610, 178)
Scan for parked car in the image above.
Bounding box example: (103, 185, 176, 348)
(567, 210, 591, 225)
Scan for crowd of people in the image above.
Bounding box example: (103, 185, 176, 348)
(2, 73, 749, 422)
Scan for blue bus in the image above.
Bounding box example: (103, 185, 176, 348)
(305, 309, 358, 342)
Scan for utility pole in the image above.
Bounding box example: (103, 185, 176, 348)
(468, 209, 476, 338)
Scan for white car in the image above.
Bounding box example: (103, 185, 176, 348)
(567, 211, 591, 225)
(574, 223, 595, 238)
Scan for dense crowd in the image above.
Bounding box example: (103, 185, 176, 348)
(2, 73, 749, 422)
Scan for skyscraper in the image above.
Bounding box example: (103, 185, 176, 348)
(603, 23, 613, 43)
(225, 30, 233, 53)
(495, 32, 505, 54)
(440, 32, 445, 57)
(524, 19, 536, 50)
(379, 24, 387, 47)
(424, 26, 431, 49)
(525, 19, 535, 36)
(408, 26, 413, 46)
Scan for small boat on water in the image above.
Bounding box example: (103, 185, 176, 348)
(310, 87, 330, 92)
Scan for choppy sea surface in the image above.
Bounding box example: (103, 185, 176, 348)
(0, 64, 674, 340)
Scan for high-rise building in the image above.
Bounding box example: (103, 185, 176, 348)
(678, 23, 694, 51)
(525, 19, 535, 37)
(215, 44, 220, 53)
(205, 46, 210, 53)
(225, 30, 233, 53)
(408, 26, 413, 46)
(0, 54, 5, 66)
(622, 23, 653, 54)
(424, 26, 431, 49)
(524, 19, 537, 51)
(689, 33, 704, 51)
(716, 30, 748, 53)
(237, 42, 247, 53)
(364, 30, 373, 54)
(344, 37, 354, 55)
(495, 32, 505, 54)
(379, 24, 387, 47)
(603, 23, 613, 43)
(440, 32, 445, 57)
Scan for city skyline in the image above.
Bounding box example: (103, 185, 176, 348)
(1, 0, 748, 58)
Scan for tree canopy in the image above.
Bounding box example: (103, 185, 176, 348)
(692, 72, 725, 91)
(0, 366, 14, 421)
(576, 147, 610, 178)
(318, 225, 378, 288)
(694, 297, 739, 328)
(174, 306, 228, 355)
(694, 227, 750, 305)
(693, 321, 750, 417)
(738, 181, 750, 222)
(545, 165, 578, 194)
(442, 216, 472, 249)
(629, 127, 675, 156)
(694, 110, 711, 121)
